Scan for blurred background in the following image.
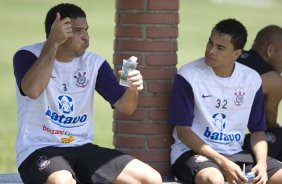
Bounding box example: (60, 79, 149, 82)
(0, 0, 281, 172)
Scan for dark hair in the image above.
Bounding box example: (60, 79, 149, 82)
(45, 3, 86, 38)
(213, 18, 247, 50)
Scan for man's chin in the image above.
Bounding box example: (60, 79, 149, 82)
(205, 59, 213, 67)
(76, 50, 86, 57)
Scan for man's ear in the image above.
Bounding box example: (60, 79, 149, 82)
(266, 44, 274, 58)
(233, 49, 242, 60)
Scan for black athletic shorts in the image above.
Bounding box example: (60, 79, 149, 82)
(18, 143, 134, 184)
(172, 150, 282, 184)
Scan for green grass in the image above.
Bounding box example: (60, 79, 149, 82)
(1, 0, 282, 173)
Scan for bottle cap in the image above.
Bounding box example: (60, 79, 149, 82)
(128, 56, 138, 63)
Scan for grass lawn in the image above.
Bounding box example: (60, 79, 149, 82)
(0, 0, 282, 173)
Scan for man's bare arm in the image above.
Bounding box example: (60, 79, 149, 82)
(261, 71, 282, 128)
(113, 70, 143, 115)
(21, 13, 72, 99)
(249, 131, 268, 183)
(175, 126, 246, 183)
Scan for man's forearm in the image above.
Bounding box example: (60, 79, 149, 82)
(250, 131, 268, 164)
(176, 126, 228, 165)
(21, 40, 58, 99)
(265, 105, 278, 128)
(114, 88, 138, 115)
(175, 126, 247, 182)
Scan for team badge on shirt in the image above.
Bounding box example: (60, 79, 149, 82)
(74, 69, 89, 88)
(234, 88, 245, 106)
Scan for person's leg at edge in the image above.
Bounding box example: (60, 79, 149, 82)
(267, 168, 282, 184)
(46, 170, 76, 184)
(194, 167, 224, 184)
(112, 159, 162, 184)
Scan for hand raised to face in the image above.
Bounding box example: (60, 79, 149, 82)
(49, 12, 73, 46)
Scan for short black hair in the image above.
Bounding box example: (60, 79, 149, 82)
(45, 3, 86, 38)
(213, 18, 247, 50)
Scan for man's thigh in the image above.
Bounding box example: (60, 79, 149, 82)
(217, 151, 282, 179)
(18, 146, 77, 184)
(173, 150, 282, 184)
(172, 151, 221, 184)
(75, 143, 134, 184)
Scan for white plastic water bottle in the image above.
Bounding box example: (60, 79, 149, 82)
(119, 56, 138, 87)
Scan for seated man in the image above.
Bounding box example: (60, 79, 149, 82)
(237, 25, 282, 161)
(13, 3, 162, 184)
(169, 18, 282, 184)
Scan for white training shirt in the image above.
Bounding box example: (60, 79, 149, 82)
(14, 42, 124, 166)
(169, 57, 266, 164)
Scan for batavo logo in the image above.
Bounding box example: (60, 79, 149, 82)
(203, 113, 242, 144)
(58, 95, 74, 114)
(45, 95, 87, 128)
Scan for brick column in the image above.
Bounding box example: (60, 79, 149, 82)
(113, 0, 179, 177)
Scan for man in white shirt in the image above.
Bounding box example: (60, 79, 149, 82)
(13, 3, 161, 184)
(169, 18, 282, 184)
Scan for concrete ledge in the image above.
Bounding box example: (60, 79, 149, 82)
(0, 174, 183, 184)
(162, 176, 183, 184)
(0, 174, 23, 184)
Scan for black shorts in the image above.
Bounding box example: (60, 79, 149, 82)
(244, 127, 282, 161)
(18, 143, 134, 184)
(172, 150, 282, 184)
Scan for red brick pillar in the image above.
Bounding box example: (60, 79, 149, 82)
(113, 0, 179, 177)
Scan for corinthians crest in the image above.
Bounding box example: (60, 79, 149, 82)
(36, 156, 50, 171)
(234, 88, 245, 106)
(74, 69, 89, 88)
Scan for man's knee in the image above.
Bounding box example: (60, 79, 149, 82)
(142, 169, 162, 184)
(46, 170, 75, 184)
(195, 168, 224, 184)
(114, 159, 162, 184)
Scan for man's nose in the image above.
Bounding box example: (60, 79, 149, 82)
(82, 31, 89, 40)
(208, 47, 216, 55)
